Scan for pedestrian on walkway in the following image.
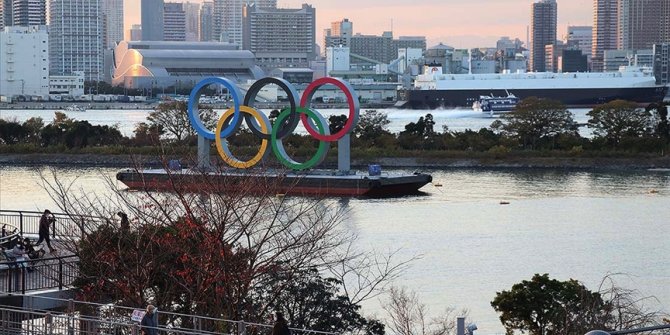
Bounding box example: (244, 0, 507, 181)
(272, 312, 291, 335)
(37, 210, 56, 253)
(141, 304, 158, 335)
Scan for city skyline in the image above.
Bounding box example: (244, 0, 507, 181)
(123, 0, 593, 48)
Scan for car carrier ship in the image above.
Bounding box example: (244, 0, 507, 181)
(400, 64, 668, 109)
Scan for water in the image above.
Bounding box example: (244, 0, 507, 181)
(0, 108, 595, 137)
(1, 166, 668, 334)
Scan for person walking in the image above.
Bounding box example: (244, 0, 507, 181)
(117, 211, 130, 231)
(37, 210, 56, 253)
(140, 305, 158, 335)
(272, 312, 291, 335)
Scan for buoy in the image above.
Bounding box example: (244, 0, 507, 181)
(649, 189, 659, 194)
(499, 201, 510, 205)
(433, 183, 443, 187)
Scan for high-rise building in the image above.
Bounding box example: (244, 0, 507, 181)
(619, 0, 670, 50)
(530, 0, 557, 72)
(0, 0, 13, 30)
(164, 2, 185, 41)
(214, 0, 275, 45)
(566, 26, 592, 60)
(324, 18, 353, 49)
(183, 1, 199, 41)
(242, 3, 314, 70)
(199, 1, 213, 41)
(141, 0, 164, 41)
(0, 25, 49, 99)
(130, 24, 142, 41)
(49, 0, 103, 81)
(592, 0, 618, 72)
(653, 43, 670, 85)
(102, 0, 123, 48)
(11, 0, 46, 26)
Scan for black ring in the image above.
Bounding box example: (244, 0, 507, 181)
(243, 77, 300, 140)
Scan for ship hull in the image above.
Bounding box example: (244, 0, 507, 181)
(404, 86, 668, 109)
(116, 169, 433, 197)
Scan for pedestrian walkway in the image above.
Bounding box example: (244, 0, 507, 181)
(1, 294, 339, 335)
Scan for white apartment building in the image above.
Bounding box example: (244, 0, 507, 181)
(213, 0, 275, 45)
(49, 0, 103, 81)
(0, 26, 49, 100)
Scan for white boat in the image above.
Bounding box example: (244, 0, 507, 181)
(64, 104, 86, 112)
(472, 91, 520, 115)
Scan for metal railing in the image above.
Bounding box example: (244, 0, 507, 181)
(2, 295, 340, 335)
(0, 209, 107, 241)
(0, 255, 79, 294)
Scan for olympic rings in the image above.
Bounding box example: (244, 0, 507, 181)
(188, 76, 359, 170)
(215, 106, 271, 169)
(243, 77, 300, 140)
(300, 77, 359, 142)
(271, 107, 330, 170)
(188, 77, 243, 140)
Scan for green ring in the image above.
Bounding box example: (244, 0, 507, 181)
(271, 107, 329, 170)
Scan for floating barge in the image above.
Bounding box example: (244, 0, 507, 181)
(116, 168, 433, 197)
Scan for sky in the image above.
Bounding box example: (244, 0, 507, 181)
(123, 0, 593, 49)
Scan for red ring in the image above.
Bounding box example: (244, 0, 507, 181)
(299, 77, 359, 142)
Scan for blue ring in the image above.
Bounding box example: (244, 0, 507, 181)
(188, 77, 242, 140)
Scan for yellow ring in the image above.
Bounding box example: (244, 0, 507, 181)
(215, 106, 270, 169)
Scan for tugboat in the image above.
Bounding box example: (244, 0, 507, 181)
(472, 91, 519, 116)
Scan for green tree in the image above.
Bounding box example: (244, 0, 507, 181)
(259, 268, 384, 335)
(355, 110, 392, 140)
(0, 119, 27, 144)
(496, 97, 578, 149)
(588, 100, 654, 147)
(646, 102, 670, 143)
(22, 117, 44, 144)
(491, 274, 609, 335)
(149, 101, 217, 142)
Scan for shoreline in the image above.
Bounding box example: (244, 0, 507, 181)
(1, 153, 670, 171)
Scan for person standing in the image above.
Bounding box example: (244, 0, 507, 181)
(37, 210, 56, 253)
(117, 211, 130, 231)
(141, 305, 158, 335)
(272, 312, 291, 335)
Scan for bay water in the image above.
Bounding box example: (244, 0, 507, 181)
(0, 166, 668, 334)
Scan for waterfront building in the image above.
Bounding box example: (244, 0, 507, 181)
(102, 0, 123, 49)
(324, 18, 352, 49)
(530, 0, 557, 72)
(199, 1, 213, 41)
(0, 0, 13, 30)
(112, 41, 262, 89)
(603, 49, 653, 72)
(11, 0, 45, 26)
(558, 49, 588, 73)
(566, 26, 592, 63)
(544, 43, 565, 73)
(350, 32, 393, 64)
(49, 71, 85, 97)
(183, 1, 199, 41)
(141, 0, 164, 41)
(496, 36, 524, 52)
(592, 0, 618, 72)
(213, 0, 275, 45)
(618, 0, 670, 50)
(130, 24, 142, 41)
(49, 0, 103, 81)
(0, 25, 49, 100)
(164, 2, 186, 41)
(242, 3, 315, 71)
(653, 43, 670, 85)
